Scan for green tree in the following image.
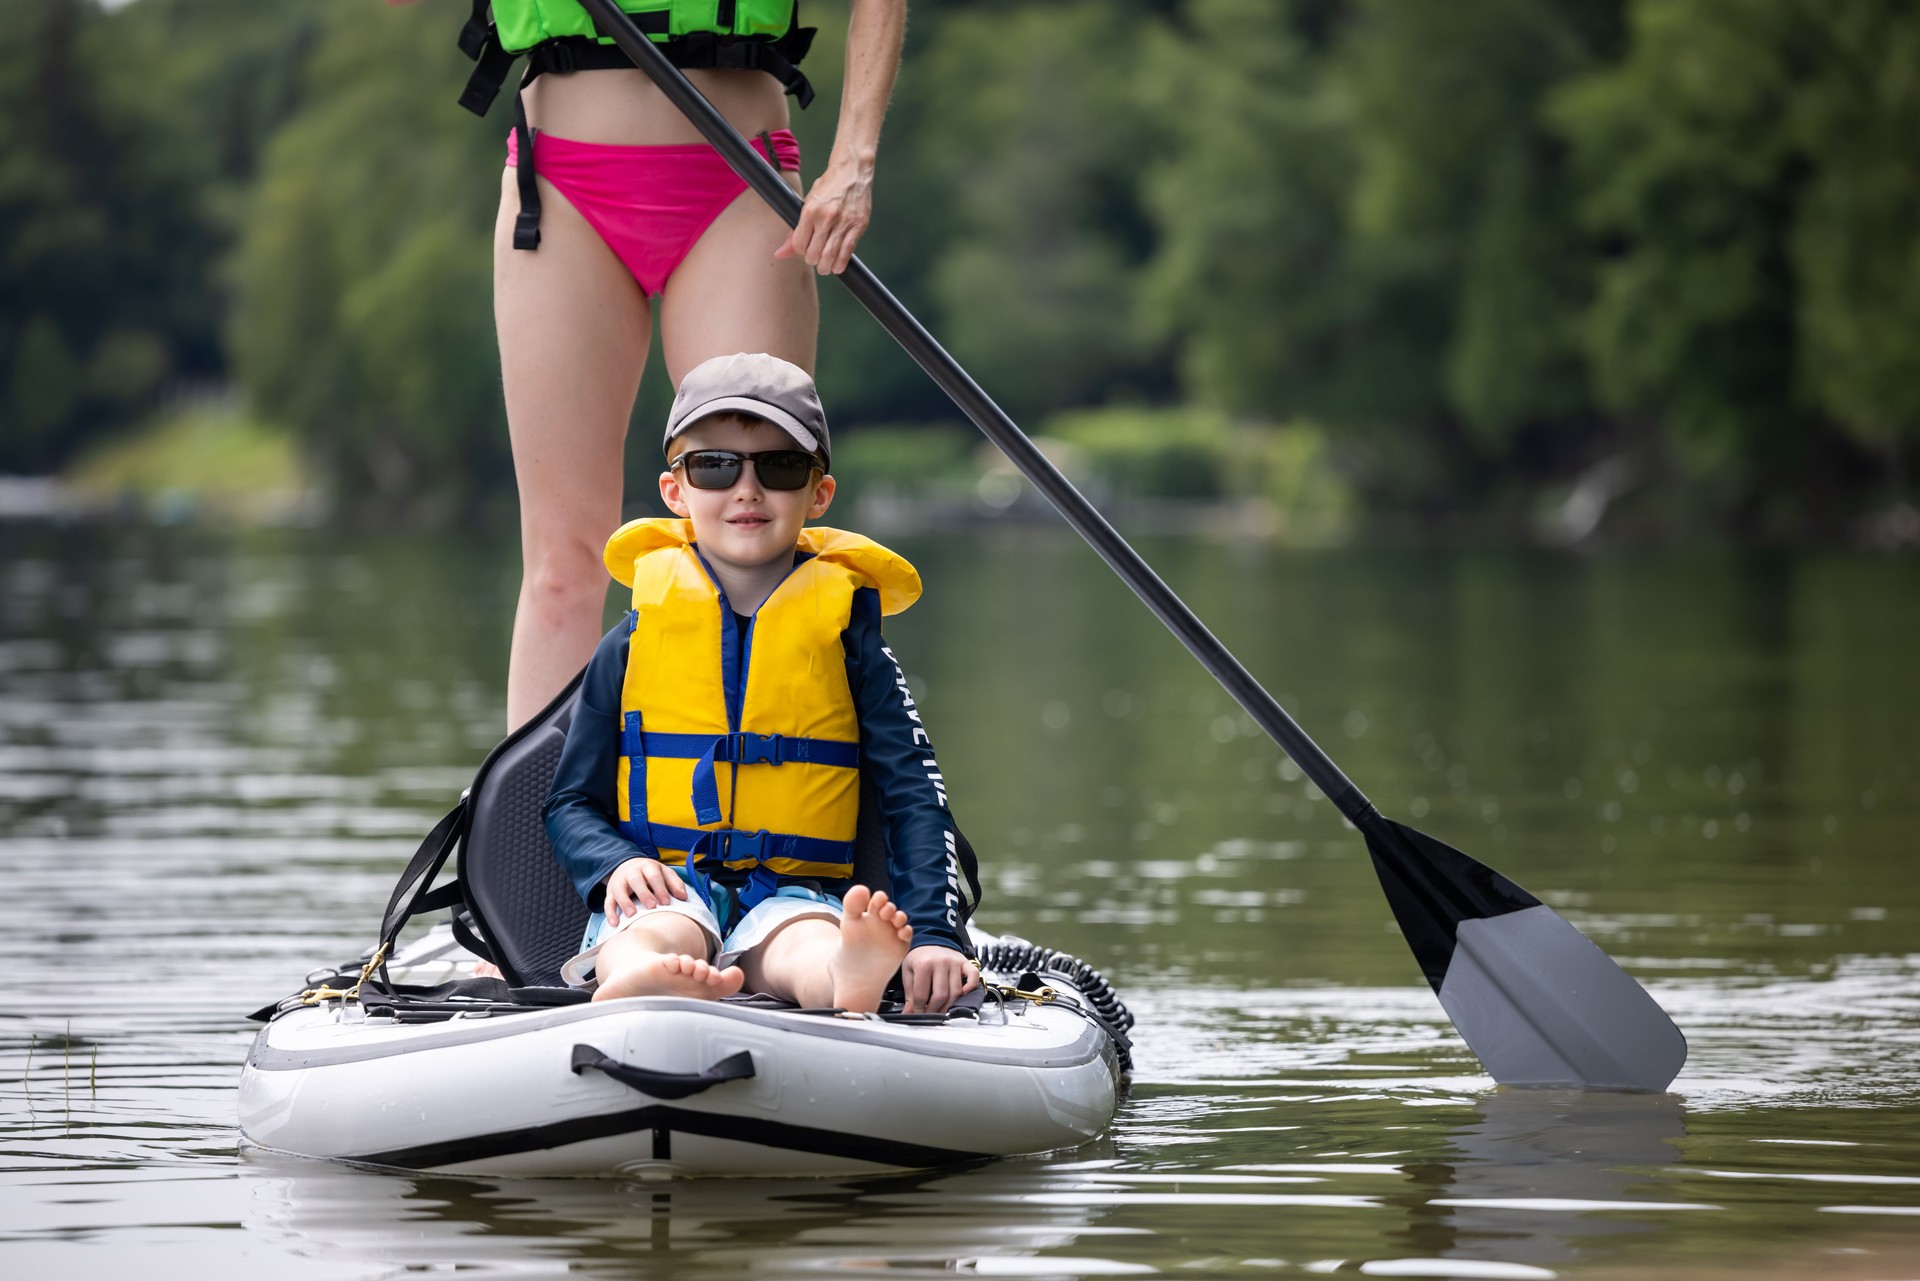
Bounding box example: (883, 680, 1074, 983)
(231, 1, 507, 516)
(1140, 0, 1366, 432)
(0, 0, 216, 471)
(1785, 1, 1920, 462)
(907, 1, 1169, 420)
(91, 0, 324, 211)
(1553, 0, 1920, 523)
(1141, 0, 1621, 507)
(1337, 0, 1619, 456)
(1554, 0, 1811, 515)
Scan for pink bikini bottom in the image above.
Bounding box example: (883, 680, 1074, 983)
(505, 129, 801, 297)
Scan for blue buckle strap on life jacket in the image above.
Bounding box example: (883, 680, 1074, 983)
(669, 834, 763, 925)
(648, 823, 855, 868)
(668, 829, 770, 914)
(642, 730, 859, 827)
(742, 864, 780, 909)
(616, 711, 646, 844)
(702, 830, 782, 910)
(691, 738, 726, 826)
(643, 730, 859, 767)
(677, 832, 719, 926)
(647, 823, 853, 912)
(707, 831, 785, 912)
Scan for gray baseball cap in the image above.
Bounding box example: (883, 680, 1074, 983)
(663, 352, 829, 467)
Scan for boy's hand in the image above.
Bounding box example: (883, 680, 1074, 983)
(901, 945, 979, 1014)
(602, 856, 687, 925)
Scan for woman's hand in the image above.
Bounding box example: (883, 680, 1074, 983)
(901, 944, 980, 1014)
(776, 0, 902, 275)
(776, 158, 873, 276)
(601, 856, 687, 924)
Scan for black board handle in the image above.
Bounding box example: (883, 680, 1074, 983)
(571, 1044, 756, 1099)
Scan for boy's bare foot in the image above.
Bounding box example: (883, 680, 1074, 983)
(829, 885, 913, 1012)
(593, 952, 746, 1003)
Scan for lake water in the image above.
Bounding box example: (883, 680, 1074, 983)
(2, 522, 1916, 1279)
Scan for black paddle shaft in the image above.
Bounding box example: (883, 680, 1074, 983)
(574, 0, 1376, 824)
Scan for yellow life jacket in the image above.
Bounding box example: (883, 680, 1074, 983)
(603, 518, 921, 906)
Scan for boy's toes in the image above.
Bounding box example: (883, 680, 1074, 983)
(871, 894, 912, 937)
(672, 956, 743, 995)
(830, 885, 915, 1013)
(598, 952, 735, 1001)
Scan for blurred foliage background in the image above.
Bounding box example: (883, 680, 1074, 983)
(3, 0, 1917, 539)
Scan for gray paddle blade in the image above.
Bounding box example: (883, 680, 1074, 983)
(1439, 904, 1687, 1091)
(1363, 816, 1686, 1092)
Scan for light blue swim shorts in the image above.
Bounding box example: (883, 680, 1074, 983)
(561, 864, 841, 987)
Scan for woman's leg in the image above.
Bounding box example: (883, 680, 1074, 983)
(657, 171, 819, 382)
(495, 166, 652, 729)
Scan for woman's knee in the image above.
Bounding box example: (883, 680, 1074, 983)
(518, 537, 608, 612)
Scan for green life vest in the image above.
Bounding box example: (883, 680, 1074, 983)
(457, 0, 816, 119)
(492, 0, 797, 55)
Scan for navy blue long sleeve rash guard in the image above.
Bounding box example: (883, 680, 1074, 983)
(543, 586, 964, 954)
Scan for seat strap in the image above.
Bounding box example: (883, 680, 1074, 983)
(449, 906, 497, 964)
(378, 798, 469, 952)
(359, 797, 470, 993)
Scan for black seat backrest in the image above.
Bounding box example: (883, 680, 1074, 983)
(458, 669, 982, 986)
(460, 679, 589, 987)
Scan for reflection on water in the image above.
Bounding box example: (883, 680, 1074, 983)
(1416, 1092, 1692, 1268)
(242, 1157, 1148, 1279)
(2, 524, 1917, 1278)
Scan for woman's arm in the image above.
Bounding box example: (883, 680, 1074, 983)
(777, 0, 906, 275)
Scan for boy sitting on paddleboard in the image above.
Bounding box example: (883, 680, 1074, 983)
(543, 352, 979, 1014)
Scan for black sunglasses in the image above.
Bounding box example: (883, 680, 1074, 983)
(671, 448, 821, 492)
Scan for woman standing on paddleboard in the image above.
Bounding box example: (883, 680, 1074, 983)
(387, 0, 903, 727)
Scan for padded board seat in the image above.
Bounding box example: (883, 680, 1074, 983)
(457, 678, 899, 988)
